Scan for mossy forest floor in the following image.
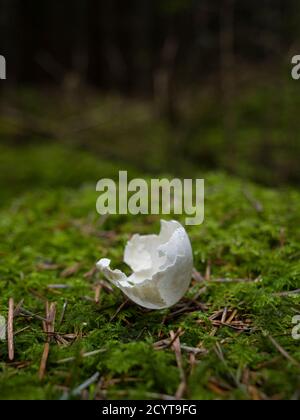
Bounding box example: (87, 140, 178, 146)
(0, 144, 300, 400)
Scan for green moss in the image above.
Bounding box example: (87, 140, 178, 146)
(0, 144, 299, 400)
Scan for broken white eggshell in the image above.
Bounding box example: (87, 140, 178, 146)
(96, 220, 193, 309)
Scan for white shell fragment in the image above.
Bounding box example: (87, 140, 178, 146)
(96, 220, 193, 309)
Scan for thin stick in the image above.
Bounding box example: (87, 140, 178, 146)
(13, 299, 24, 317)
(94, 284, 102, 304)
(274, 289, 300, 297)
(243, 188, 264, 213)
(209, 278, 252, 284)
(192, 269, 204, 283)
(158, 315, 167, 338)
(212, 321, 251, 331)
(167, 327, 184, 348)
(14, 326, 31, 336)
(39, 303, 50, 380)
(226, 309, 238, 324)
(97, 390, 177, 400)
(8, 298, 14, 361)
(99, 280, 114, 293)
(62, 372, 100, 400)
(214, 342, 241, 388)
(110, 299, 128, 322)
(166, 301, 205, 320)
(48, 303, 56, 332)
(209, 310, 224, 321)
(39, 302, 56, 380)
(58, 301, 68, 327)
(83, 266, 97, 279)
(268, 335, 300, 368)
(221, 307, 228, 324)
(39, 344, 50, 380)
(205, 261, 211, 281)
(210, 327, 218, 337)
(170, 330, 187, 399)
(56, 349, 107, 364)
(180, 345, 207, 355)
(19, 307, 47, 322)
(154, 338, 208, 356)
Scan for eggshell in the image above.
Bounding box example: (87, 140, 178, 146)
(96, 220, 193, 309)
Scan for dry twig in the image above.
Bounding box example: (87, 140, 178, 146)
(268, 335, 300, 368)
(39, 302, 56, 380)
(110, 300, 129, 322)
(8, 298, 14, 361)
(273, 289, 300, 297)
(56, 349, 107, 364)
(170, 330, 187, 399)
(94, 284, 102, 304)
(58, 301, 68, 327)
(60, 263, 81, 278)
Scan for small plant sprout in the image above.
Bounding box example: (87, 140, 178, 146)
(96, 220, 193, 309)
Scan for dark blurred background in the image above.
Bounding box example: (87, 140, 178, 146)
(0, 0, 300, 203)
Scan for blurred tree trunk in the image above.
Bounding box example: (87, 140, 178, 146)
(101, 0, 125, 90)
(154, 35, 179, 124)
(220, 0, 236, 166)
(71, 0, 89, 87)
(132, 0, 153, 94)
